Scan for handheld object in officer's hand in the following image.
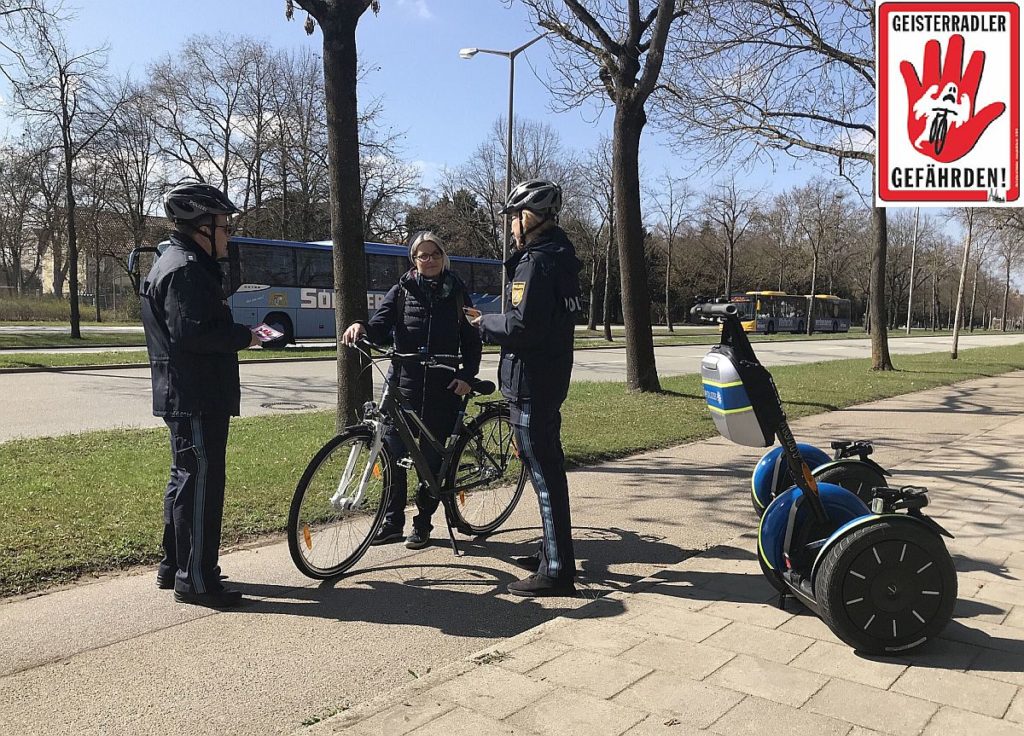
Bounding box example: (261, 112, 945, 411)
(463, 307, 482, 321)
(250, 323, 285, 343)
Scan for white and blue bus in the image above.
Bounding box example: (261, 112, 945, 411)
(225, 237, 503, 346)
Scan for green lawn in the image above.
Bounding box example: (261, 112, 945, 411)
(0, 332, 147, 350)
(2, 342, 1022, 598)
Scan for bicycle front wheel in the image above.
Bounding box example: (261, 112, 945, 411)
(287, 427, 392, 579)
(447, 406, 527, 535)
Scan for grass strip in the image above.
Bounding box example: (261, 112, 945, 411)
(0, 333, 147, 351)
(2, 343, 1022, 598)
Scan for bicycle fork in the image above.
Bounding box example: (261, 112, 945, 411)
(330, 421, 386, 511)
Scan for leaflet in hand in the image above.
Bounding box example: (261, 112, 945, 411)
(251, 323, 285, 343)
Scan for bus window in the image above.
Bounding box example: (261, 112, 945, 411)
(242, 244, 297, 286)
(296, 249, 333, 289)
(366, 254, 404, 291)
(449, 261, 474, 291)
(472, 262, 501, 295)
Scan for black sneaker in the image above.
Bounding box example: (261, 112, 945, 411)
(370, 524, 404, 545)
(405, 529, 429, 550)
(173, 587, 245, 609)
(507, 573, 576, 598)
(157, 571, 226, 589)
(510, 554, 541, 573)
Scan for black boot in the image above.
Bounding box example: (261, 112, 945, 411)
(507, 573, 576, 598)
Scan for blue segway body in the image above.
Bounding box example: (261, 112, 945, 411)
(757, 482, 871, 576)
(751, 444, 832, 513)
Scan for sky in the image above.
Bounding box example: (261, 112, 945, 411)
(45, 0, 822, 200)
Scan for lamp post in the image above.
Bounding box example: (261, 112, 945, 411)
(459, 32, 547, 311)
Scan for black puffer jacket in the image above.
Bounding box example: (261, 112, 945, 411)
(361, 269, 482, 411)
(140, 233, 253, 417)
(479, 226, 582, 406)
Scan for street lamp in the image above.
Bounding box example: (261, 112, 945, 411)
(459, 32, 548, 311)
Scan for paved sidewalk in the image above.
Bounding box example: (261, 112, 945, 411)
(302, 374, 1024, 736)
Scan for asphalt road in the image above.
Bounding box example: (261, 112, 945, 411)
(1, 332, 1021, 444)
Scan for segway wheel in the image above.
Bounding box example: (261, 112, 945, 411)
(814, 462, 888, 507)
(815, 519, 956, 654)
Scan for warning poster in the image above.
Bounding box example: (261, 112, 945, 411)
(877, 1, 1021, 206)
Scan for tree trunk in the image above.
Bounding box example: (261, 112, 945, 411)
(1002, 260, 1011, 331)
(869, 206, 894, 369)
(807, 252, 818, 335)
(94, 251, 101, 323)
(725, 238, 733, 301)
(950, 215, 973, 360)
(63, 146, 81, 340)
(603, 188, 614, 342)
(968, 261, 979, 333)
(320, 13, 372, 428)
(612, 104, 660, 391)
(906, 207, 919, 334)
(587, 256, 598, 330)
(665, 238, 673, 332)
(931, 270, 937, 331)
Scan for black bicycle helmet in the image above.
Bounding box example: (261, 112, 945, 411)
(164, 182, 239, 222)
(499, 179, 562, 217)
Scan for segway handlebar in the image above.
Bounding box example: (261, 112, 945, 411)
(691, 302, 737, 319)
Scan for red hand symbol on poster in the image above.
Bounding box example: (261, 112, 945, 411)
(899, 34, 1006, 163)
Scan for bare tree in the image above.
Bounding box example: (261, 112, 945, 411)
(0, 140, 45, 293)
(290, 0, 379, 427)
(519, 0, 690, 391)
(702, 177, 755, 300)
(5, 18, 127, 337)
(950, 208, 977, 359)
(646, 169, 692, 331)
(664, 0, 896, 369)
(793, 178, 844, 333)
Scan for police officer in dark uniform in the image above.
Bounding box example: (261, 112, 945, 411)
(141, 182, 257, 608)
(473, 179, 583, 597)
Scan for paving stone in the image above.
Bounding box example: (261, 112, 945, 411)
(922, 706, 1024, 736)
(891, 667, 1018, 717)
(626, 607, 732, 643)
(708, 695, 851, 736)
(1002, 607, 1024, 630)
(529, 648, 652, 699)
(348, 695, 457, 736)
(546, 620, 651, 657)
(778, 611, 840, 643)
(620, 715, 707, 735)
(507, 688, 647, 736)
(702, 621, 814, 664)
(705, 654, 827, 708)
(620, 635, 735, 681)
(611, 671, 745, 729)
(622, 588, 717, 614)
(891, 636, 983, 670)
(806, 679, 937, 735)
(430, 665, 554, 720)
(492, 640, 573, 674)
(955, 595, 1011, 626)
(976, 581, 1024, 608)
(846, 729, 886, 736)
(941, 620, 1024, 655)
(965, 646, 1024, 687)
(789, 640, 907, 689)
(702, 599, 796, 629)
(406, 706, 541, 736)
(1006, 689, 1024, 725)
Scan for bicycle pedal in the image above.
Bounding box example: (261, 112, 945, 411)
(396, 457, 414, 470)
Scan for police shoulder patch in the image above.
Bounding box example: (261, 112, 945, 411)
(511, 281, 526, 306)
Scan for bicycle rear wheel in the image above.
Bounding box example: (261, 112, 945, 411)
(447, 405, 526, 535)
(287, 427, 392, 579)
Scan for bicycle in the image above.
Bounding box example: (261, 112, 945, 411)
(287, 339, 527, 579)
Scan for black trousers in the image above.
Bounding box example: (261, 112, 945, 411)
(381, 399, 460, 533)
(158, 413, 231, 595)
(510, 400, 575, 580)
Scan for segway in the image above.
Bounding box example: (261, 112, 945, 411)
(693, 302, 956, 654)
(750, 438, 891, 517)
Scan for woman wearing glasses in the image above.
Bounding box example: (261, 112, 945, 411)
(340, 231, 482, 549)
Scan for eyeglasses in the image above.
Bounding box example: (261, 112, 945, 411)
(414, 252, 443, 262)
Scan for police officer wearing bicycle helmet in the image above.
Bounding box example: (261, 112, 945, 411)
(471, 179, 583, 597)
(141, 182, 257, 608)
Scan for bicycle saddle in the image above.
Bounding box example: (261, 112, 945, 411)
(471, 379, 496, 397)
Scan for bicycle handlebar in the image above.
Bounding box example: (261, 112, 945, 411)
(351, 338, 457, 372)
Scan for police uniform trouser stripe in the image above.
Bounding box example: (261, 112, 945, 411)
(190, 415, 208, 594)
(519, 405, 561, 578)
